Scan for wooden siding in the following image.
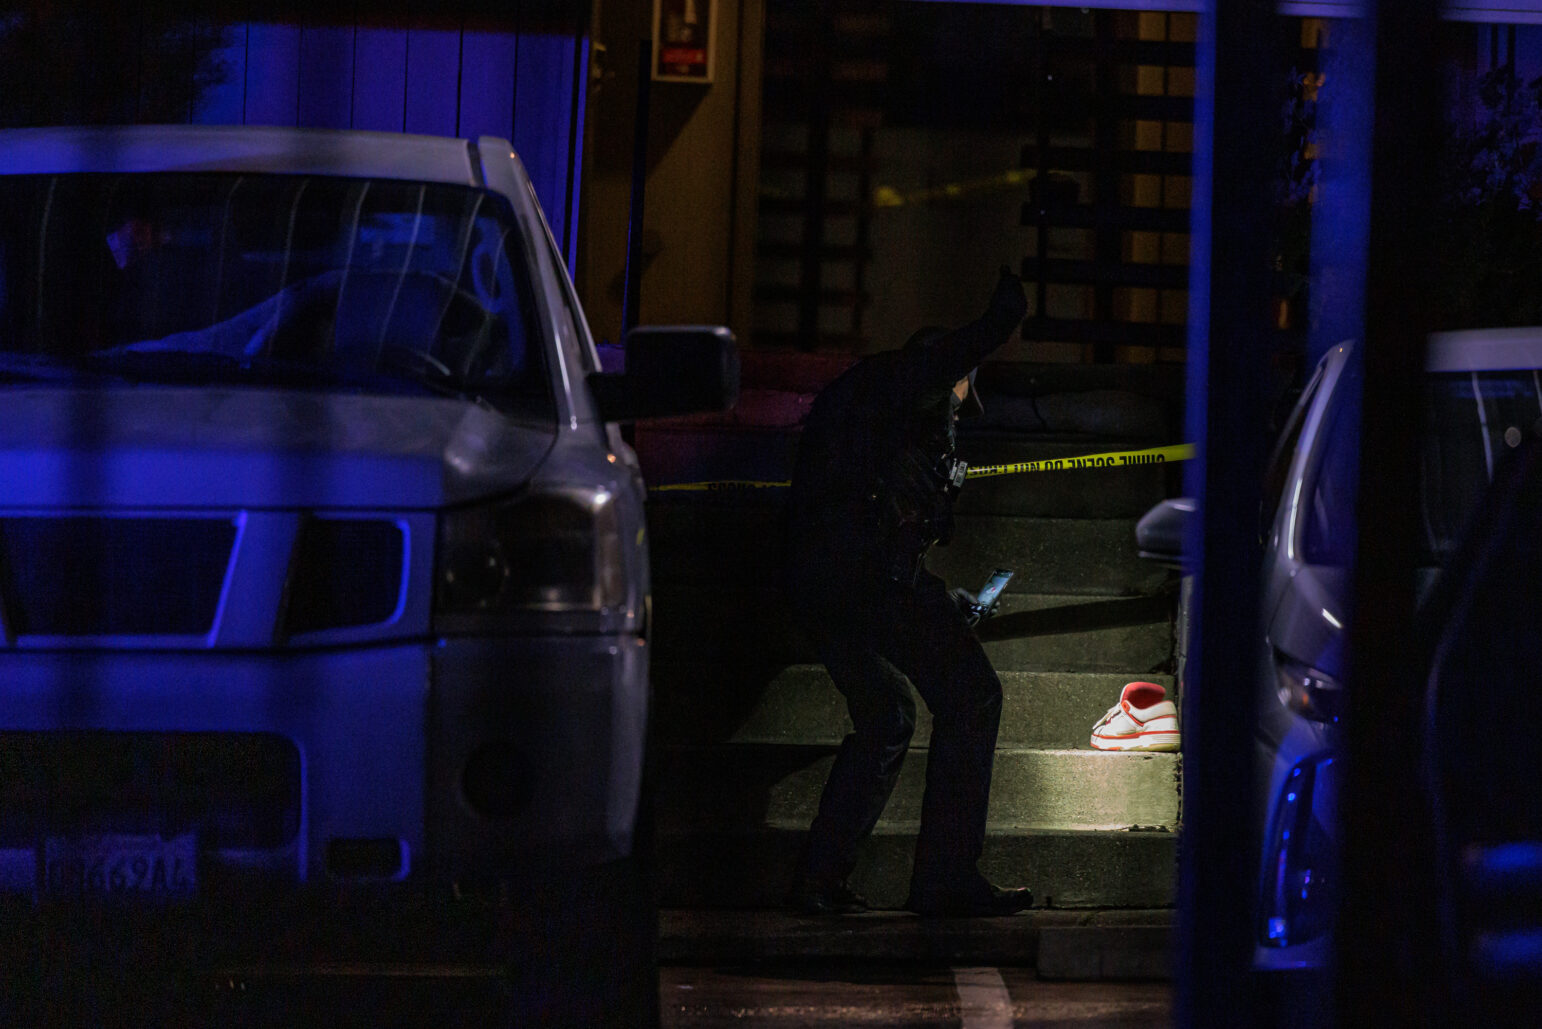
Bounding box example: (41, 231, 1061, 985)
(20, 17, 588, 270)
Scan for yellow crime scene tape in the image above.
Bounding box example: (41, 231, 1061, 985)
(871, 168, 1035, 209)
(649, 443, 1194, 492)
(964, 442, 1195, 479)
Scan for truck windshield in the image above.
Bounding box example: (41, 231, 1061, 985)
(0, 173, 551, 415)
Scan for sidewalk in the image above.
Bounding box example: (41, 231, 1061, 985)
(658, 908, 1174, 980)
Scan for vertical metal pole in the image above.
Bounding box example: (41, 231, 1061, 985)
(1336, 0, 1441, 1023)
(1308, 16, 1373, 368)
(621, 37, 652, 337)
(1176, 0, 1278, 1024)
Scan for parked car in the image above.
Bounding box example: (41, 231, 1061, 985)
(1423, 431, 1542, 1026)
(0, 125, 737, 1025)
(1139, 328, 1542, 981)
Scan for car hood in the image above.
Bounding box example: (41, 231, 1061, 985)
(0, 388, 556, 508)
(1268, 563, 1351, 677)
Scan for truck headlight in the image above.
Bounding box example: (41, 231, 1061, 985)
(434, 487, 624, 631)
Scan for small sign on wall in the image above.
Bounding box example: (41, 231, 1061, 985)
(653, 0, 715, 83)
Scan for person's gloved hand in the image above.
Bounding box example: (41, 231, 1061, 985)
(950, 588, 980, 626)
(951, 587, 1000, 627)
(988, 264, 1028, 325)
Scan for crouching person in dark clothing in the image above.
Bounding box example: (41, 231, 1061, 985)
(783, 266, 1033, 917)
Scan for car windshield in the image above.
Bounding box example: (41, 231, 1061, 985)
(1302, 359, 1542, 569)
(0, 173, 551, 416)
(1421, 369, 1542, 565)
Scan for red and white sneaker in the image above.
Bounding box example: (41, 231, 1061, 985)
(1090, 681, 1180, 752)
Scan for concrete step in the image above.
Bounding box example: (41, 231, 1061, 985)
(934, 515, 1170, 597)
(635, 352, 1183, 517)
(658, 907, 1175, 976)
(649, 586, 1176, 674)
(973, 360, 1186, 410)
(655, 824, 1177, 910)
(652, 664, 1174, 749)
(1036, 918, 1175, 981)
(646, 504, 1171, 598)
(657, 744, 1180, 833)
(977, 591, 1176, 674)
(967, 389, 1170, 439)
(732, 349, 1186, 417)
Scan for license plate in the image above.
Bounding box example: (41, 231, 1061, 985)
(42, 833, 197, 898)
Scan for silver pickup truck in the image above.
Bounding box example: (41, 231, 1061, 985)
(0, 124, 736, 1024)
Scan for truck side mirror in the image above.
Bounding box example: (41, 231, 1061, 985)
(588, 325, 740, 422)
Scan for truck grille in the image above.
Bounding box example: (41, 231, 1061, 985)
(0, 731, 301, 849)
(0, 516, 236, 637)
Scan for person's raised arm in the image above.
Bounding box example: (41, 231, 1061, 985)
(898, 266, 1027, 409)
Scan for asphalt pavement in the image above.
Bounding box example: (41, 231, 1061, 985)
(662, 964, 1172, 1027)
(659, 908, 1173, 1027)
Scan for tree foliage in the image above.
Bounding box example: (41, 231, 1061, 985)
(1431, 62, 1542, 330)
(0, 4, 227, 127)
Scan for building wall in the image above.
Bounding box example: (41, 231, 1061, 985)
(0, 10, 587, 265)
(203, 23, 585, 253)
(577, 0, 762, 346)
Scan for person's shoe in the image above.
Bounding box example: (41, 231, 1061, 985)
(1090, 681, 1181, 752)
(785, 877, 869, 915)
(905, 882, 1034, 917)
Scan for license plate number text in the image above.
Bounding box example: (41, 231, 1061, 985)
(43, 833, 197, 897)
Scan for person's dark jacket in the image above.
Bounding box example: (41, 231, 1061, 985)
(784, 270, 1027, 618)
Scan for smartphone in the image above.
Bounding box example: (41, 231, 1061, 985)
(974, 568, 1014, 610)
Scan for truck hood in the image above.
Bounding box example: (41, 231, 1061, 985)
(0, 388, 556, 508)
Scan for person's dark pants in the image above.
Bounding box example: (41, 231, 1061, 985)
(795, 573, 1005, 899)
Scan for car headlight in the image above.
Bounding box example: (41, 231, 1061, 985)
(434, 487, 625, 632)
(1274, 653, 1345, 723)
(1260, 751, 1339, 948)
